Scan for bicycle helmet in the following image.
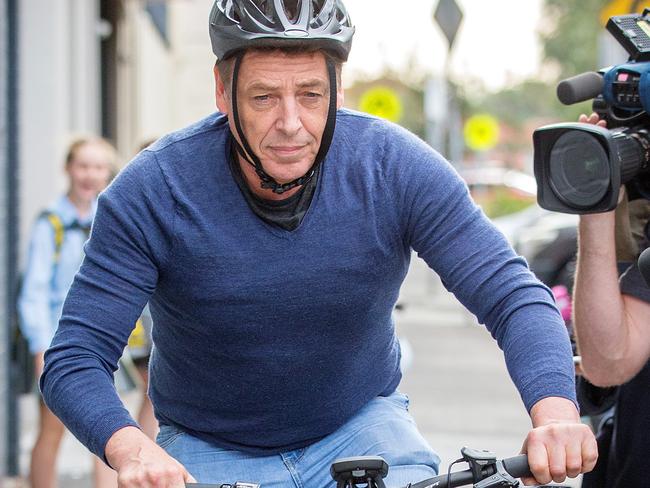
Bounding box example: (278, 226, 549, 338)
(209, 0, 355, 61)
(209, 0, 355, 194)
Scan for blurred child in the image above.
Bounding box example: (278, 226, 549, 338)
(18, 137, 116, 488)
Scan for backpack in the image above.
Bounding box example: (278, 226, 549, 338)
(11, 211, 84, 394)
(12, 210, 145, 394)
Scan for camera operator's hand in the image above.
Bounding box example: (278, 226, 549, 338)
(578, 112, 607, 128)
(578, 112, 633, 211)
(521, 397, 597, 485)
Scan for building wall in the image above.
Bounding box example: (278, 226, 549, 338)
(112, 1, 170, 158)
(113, 0, 215, 161)
(17, 0, 217, 253)
(16, 1, 179, 244)
(168, 1, 216, 128)
(18, 0, 101, 252)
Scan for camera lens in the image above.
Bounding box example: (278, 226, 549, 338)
(548, 131, 610, 208)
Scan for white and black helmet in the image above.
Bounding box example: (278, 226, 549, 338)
(209, 0, 355, 61)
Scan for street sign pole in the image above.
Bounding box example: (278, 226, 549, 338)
(429, 0, 463, 164)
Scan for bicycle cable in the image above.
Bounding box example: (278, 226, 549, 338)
(447, 457, 464, 486)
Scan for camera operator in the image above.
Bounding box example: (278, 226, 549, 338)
(573, 112, 650, 488)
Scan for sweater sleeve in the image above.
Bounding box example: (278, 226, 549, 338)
(390, 130, 576, 412)
(40, 151, 176, 460)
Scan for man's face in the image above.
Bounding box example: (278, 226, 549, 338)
(215, 50, 343, 190)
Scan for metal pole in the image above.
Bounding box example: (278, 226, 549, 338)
(0, 0, 8, 474)
(3, 0, 21, 477)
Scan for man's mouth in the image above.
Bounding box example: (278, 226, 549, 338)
(269, 145, 305, 156)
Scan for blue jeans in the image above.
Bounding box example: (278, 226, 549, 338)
(157, 391, 440, 487)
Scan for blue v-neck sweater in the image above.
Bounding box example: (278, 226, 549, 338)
(41, 109, 576, 460)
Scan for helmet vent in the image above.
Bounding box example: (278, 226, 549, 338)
(281, 0, 301, 22)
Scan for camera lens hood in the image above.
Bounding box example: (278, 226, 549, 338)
(533, 123, 622, 213)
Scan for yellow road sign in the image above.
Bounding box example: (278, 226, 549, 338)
(600, 0, 642, 26)
(464, 114, 500, 152)
(359, 86, 403, 123)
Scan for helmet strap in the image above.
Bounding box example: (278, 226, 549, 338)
(230, 51, 338, 195)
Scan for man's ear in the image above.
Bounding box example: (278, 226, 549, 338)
(337, 84, 345, 110)
(214, 64, 230, 115)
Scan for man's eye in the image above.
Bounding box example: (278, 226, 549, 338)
(254, 95, 270, 102)
(305, 92, 322, 98)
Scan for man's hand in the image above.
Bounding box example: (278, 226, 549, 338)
(520, 397, 597, 486)
(105, 426, 197, 488)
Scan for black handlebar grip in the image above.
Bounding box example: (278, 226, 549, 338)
(502, 454, 531, 478)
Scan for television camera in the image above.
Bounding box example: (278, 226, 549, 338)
(534, 9, 650, 214)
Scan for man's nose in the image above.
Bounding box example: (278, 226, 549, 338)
(276, 98, 302, 135)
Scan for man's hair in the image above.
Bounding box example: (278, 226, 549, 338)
(216, 46, 343, 92)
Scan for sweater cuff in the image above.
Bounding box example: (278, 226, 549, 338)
(519, 372, 578, 413)
(92, 415, 141, 465)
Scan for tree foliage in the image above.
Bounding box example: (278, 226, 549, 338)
(461, 0, 610, 128)
(539, 0, 610, 79)
(459, 79, 591, 127)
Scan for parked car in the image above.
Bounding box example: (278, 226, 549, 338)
(460, 166, 536, 220)
(511, 210, 578, 290)
(459, 166, 579, 290)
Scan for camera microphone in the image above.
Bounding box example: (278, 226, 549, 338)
(557, 72, 604, 105)
(638, 247, 650, 287)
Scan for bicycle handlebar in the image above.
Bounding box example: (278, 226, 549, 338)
(185, 452, 532, 488)
(407, 453, 530, 488)
(501, 454, 531, 478)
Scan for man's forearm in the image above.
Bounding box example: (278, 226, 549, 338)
(573, 213, 630, 384)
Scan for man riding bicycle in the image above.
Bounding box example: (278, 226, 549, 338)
(41, 1, 597, 487)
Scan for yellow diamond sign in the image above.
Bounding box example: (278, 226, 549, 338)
(600, 0, 636, 26)
(359, 86, 403, 123)
(464, 114, 500, 152)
